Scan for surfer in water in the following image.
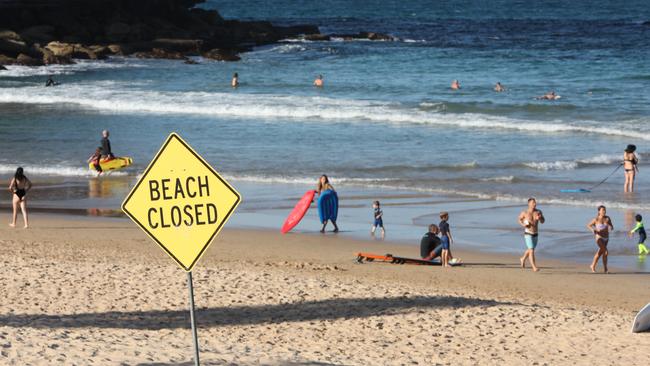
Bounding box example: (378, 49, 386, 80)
(623, 144, 638, 193)
(45, 75, 58, 87)
(450, 79, 461, 90)
(100, 130, 114, 159)
(535, 91, 560, 100)
(587, 205, 613, 273)
(316, 175, 339, 233)
(494, 82, 505, 92)
(313, 74, 324, 87)
(231, 72, 239, 88)
(8, 167, 32, 229)
(518, 197, 545, 272)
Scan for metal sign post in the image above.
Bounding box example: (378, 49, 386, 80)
(187, 271, 200, 366)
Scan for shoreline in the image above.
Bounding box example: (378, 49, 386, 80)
(1, 213, 649, 364)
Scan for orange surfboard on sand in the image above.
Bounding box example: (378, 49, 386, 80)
(281, 190, 316, 233)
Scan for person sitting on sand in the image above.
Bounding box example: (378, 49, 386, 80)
(494, 82, 505, 92)
(87, 147, 103, 176)
(231, 72, 239, 88)
(100, 130, 114, 159)
(313, 74, 324, 87)
(518, 197, 545, 272)
(587, 205, 613, 273)
(623, 144, 638, 193)
(8, 167, 32, 229)
(629, 214, 648, 255)
(421, 224, 443, 261)
(451, 79, 461, 90)
(316, 174, 339, 233)
(535, 91, 560, 100)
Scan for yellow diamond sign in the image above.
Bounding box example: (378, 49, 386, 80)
(122, 133, 241, 271)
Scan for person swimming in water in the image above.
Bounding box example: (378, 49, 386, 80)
(231, 72, 239, 88)
(494, 82, 505, 92)
(587, 205, 613, 273)
(8, 167, 32, 228)
(535, 91, 560, 100)
(313, 74, 324, 87)
(623, 144, 638, 193)
(451, 80, 461, 90)
(45, 75, 58, 87)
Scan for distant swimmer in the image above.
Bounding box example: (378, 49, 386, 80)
(494, 82, 505, 92)
(100, 130, 115, 159)
(450, 79, 461, 90)
(535, 91, 561, 100)
(231, 72, 239, 88)
(313, 74, 324, 87)
(45, 75, 59, 87)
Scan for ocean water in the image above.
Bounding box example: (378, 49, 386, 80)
(1, 0, 650, 261)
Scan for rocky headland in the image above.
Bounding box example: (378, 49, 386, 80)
(0, 0, 396, 67)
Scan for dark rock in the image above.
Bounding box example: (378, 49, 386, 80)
(16, 53, 44, 66)
(107, 44, 124, 55)
(304, 34, 331, 41)
(0, 30, 23, 42)
(184, 58, 199, 64)
(19, 25, 56, 44)
(0, 38, 31, 58)
(0, 65, 6, 70)
(202, 48, 240, 62)
(0, 54, 16, 65)
(134, 48, 187, 60)
(330, 32, 396, 41)
(151, 38, 203, 54)
(643, 21, 650, 26)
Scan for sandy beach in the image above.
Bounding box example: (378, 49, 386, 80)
(1, 213, 649, 365)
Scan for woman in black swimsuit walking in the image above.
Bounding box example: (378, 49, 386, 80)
(623, 144, 639, 193)
(8, 167, 32, 228)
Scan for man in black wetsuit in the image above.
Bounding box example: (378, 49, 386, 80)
(100, 130, 115, 159)
(45, 75, 57, 87)
(420, 224, 443, 261)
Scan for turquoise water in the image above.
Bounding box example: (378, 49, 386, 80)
(1, 1, 649, 213)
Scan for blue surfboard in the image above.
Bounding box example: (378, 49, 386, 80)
(318, 190, 338, 223)
(560, 189, 591, 193)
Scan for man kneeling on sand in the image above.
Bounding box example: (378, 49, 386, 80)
(421, 224, 443, 261)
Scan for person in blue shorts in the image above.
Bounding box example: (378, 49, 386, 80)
(630, 214, 649, 255)
(371, 200, 385, 239)
(518, 197, 545, 272)
(439, 212, 454, 267)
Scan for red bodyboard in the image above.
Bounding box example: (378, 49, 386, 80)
(281, 190, 316, 234)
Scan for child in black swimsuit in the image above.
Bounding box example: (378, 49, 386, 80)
(8, 167, 32, 228)
(88, 147, 103, 175)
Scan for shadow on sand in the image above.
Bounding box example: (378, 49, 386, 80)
(0, 295, 516, 330)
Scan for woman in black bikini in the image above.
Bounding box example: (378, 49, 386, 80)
(623, 144, 639, 193)
(8, 167, 32, 228)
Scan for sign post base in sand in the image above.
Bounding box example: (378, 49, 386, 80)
(188, 271, 200, 366)
(122, 133, 241, 365)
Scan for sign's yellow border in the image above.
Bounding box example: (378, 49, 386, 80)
(121, 132, 242, 271)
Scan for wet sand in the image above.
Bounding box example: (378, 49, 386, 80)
(1, 213, 649, 365)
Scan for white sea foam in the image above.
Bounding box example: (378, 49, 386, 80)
(0, 84, 648, 141)
(0, 59, 146, 78)
(524, 154, 623, 171)
(0, 164, 128, 177)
